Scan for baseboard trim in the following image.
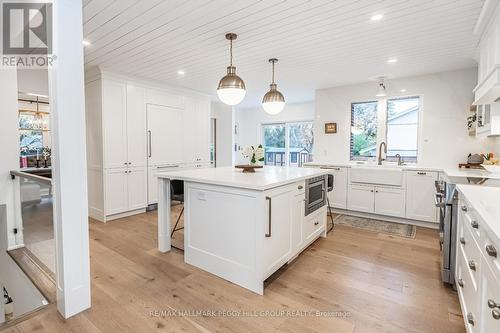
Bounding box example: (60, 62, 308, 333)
(105, 208, 146, 222)
(331, 208, 439, 229)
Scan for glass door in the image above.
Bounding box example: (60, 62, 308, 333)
(262, 123, 286, 166)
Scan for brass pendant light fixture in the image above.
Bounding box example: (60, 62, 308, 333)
(262, 58, 285, 115)
(217, 33, 246, 106)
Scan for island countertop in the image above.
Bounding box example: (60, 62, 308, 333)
(156, 166, 328, 191)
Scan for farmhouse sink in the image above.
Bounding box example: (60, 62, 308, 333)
(349, 166, 404, 186)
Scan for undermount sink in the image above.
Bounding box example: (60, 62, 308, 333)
(350, 166, 404, 186)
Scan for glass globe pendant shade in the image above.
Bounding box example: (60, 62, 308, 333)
(217, 66, 246, 106)
(262, 84, 285, 115)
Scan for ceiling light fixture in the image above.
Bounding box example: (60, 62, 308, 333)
(387, 58, 398, 63)
(371, 14, 383, 21)
(375, 78, 387, 97)
(400, 89, 407, 93)
(82, 40, 91, 46)
(177, 70, 185, 75)
(217, 33, 246, 106)
(262, 58, 285, 115)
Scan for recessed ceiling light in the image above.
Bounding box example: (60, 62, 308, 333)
(82, 40, 91, 46)
(177, 70, 185, 75)
(400, 89, 407, 93)
(387, 58, 398, 63)
(371, 14, 383, 21)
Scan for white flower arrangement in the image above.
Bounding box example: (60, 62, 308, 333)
(242, 145, 265, 165)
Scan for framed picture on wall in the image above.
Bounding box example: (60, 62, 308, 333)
(324, 122, 337, 134)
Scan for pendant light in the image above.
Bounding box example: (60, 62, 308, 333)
(217, 33, 246, 106)
(375, 78, 387, 97)
(262, 58, 285, 115)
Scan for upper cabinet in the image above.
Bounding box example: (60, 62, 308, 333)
(473, 1, 500, 104)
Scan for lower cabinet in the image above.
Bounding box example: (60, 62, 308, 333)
(456, 193, 500, 333)
(347, 185, 374, 213)
(105, 167, 147, 217)
(374, 187, 405, 218)
(321, 166, 348, 209)
(405, 171, 438, 223)
(262, 184, 294, 278)
(292, 193, 305, 254)
(347, 185, 405, 218)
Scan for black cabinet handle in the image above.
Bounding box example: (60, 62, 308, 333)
(265, 196, 272, 238)
(471, 220, 479, 229)
(461, 206, 467, 212)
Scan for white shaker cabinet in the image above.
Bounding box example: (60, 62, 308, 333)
(126, 84, 147, 167)
(262, 184, 294, 278)
(183, 98, 211, 164)
(405, 171, 438, 223)
(102, 79, 127, 169)
(105, 168, 128, 215)
(347, 185, 374, 213)
(374, 187, 405, 218)
(127, 167, 148, 210)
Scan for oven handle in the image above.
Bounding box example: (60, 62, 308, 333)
(434, 193, 445, 208)
(265, 196, 272, 237)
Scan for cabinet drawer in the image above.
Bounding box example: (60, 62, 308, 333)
(460, 223, 482, 291)
(482, 234, 500, 283)
(294, 181, 305, 195)
(461, 203, 483, 246)
(480, 259, 500, 333)
(303, 209, 324, 244)
(456, 247, 480, 331)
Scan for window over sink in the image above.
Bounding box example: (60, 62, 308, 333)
(350, 96, 420, 164)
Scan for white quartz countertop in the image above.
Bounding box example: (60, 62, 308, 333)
(457, 185, 500, 245)
(444, 168, 500, 180)
(156, 166, 327, 191)
(303, 162, 441, 171)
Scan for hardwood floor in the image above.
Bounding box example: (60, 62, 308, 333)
(2, 207, 465, 333)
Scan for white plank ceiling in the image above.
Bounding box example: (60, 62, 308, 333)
(83, 0, 484, 107)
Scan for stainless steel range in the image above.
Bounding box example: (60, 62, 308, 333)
(435, 180, 458, 286)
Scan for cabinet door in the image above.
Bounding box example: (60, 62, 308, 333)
(105, 168, 128, 215)
(323, 167, 348, 209)
(146, 104, 184, 165)
(195, 99, 211, 163)
(480, 260, 500, 333)
(127, 167, 147, 210)
(374, 187, 405, 218)
(262, 185, 294, 278)
(102, 79, 127, 168)
(292, 193, 305, 254)
(126, 84, 147, 167)
(347, 185, 374, 213)
(405, 171, 438, 222)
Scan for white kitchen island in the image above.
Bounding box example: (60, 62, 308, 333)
(156, 166, 328, 294)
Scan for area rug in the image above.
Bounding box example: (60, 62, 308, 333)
(334, 214, 416, 238)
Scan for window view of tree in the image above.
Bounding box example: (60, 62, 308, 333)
(262, 122, 314, 167)
(350, 101, 378, 160)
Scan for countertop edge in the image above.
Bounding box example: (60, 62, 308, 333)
(456, 185, 500, 245)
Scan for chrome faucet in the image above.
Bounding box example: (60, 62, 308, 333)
(378, 142, 387, 165)
(395, 153, 404, 166)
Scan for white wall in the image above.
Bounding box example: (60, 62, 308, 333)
(234, 102, 314, 162)
(0, 68, 22, 248)
(17, 69, 49, 96)
(314, 68, 497, 168)
(210, 102, 234, 167)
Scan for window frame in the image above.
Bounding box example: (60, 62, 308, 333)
(349, 95, 422, 164)
(261, 120, 314, 167)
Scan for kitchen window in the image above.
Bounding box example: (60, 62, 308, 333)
(350, 101, 378, 161)
(262, 121, 314, 167)
(350, 96, 420, 163)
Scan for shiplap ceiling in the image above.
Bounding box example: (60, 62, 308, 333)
(83, 0, 484, 107)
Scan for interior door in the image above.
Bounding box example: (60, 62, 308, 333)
(146, 104, 184, 166)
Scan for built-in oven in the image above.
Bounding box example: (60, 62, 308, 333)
(305, 175, 327, 216)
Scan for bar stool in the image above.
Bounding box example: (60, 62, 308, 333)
(326, 174, 334, 232)
(170, 180, 184, 251)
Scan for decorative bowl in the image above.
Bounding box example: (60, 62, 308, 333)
(235, 165, 263, 173)
(481, 164, 500, 174)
